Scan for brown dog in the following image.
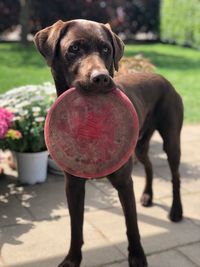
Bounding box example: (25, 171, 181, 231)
(34, 19, 183, 267)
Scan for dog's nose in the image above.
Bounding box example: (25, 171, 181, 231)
(90, 71, 111, 87)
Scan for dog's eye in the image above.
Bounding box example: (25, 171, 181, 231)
(102, 46, 110, 54)
(69, 44, 80, 53)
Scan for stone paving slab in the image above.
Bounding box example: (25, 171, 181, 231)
(85, 203, 200, 256)
(1, 216, 125, 267)
(180, 125, 200, 142)
(15, 181, 67, 220)
(154, 163, 200, 182)
(147, 249, 198, 267)
(178, 242, 200, 267)
(0, 194, 32, 227)
(108, 262, 128, 267)
(0, 217, 69, 266)
(161, 193, 200, 226)
(0, 125, 200, 267)
(106, 246, 200, 267)
(91, 174, 189, 206)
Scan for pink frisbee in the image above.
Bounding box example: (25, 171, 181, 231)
(45, 88, 139, 178)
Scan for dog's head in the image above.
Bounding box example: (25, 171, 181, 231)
(34, 19, 124, 95)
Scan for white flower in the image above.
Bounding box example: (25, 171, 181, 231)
(0, 83, 56, 119)
(32, 107, 41, 113)
(19, 110, 28, 116)
(16, 101, 29, 109)
(12, 116, 21, 121)
(35, 117, 45, 122)
(31, 96, 44, 102)
(8, 107, 18, 113)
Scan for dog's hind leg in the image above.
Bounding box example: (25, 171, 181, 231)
(58, 174, 86, 267)
(157, 96, 183, 221)
(159, 128, 183, 222)
(135, 128, 155, 207)
(108, 158, 148, 267)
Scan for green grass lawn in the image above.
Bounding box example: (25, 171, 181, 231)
(126, 44, 200, 124)
(0, 43, 200, 123)
(0, 43, 53, 93)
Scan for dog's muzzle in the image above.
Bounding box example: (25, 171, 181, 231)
(90, 70, 111, 87)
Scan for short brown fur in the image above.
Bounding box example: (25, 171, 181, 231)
(34, 19, 183, 267)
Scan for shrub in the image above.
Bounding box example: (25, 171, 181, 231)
(161, 0, 200, 48)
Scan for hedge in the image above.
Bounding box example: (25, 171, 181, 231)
(160, 0, 200, 49)
(0, 0, 160, 38)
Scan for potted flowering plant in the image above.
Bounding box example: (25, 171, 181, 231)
(0, 83, 56, 184)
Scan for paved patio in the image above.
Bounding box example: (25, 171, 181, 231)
(0, 125, 200, 267)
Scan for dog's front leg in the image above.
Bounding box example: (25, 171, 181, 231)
(108, 158, 147, 267)
(58, 174, 86, 267)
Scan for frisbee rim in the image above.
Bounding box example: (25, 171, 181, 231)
(45, 88, 139, 178)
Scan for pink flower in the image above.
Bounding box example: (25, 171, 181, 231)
(0, 120, 8, 139)
(15, 130, 22, 139)
(0, 108, 14, 139)
(0, 108, 14, 127)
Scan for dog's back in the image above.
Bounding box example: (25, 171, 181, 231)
(115, 72, 183, 136)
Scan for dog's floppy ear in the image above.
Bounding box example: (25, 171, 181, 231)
(104, 23, 124, 71)
(34, 20, 67, 66)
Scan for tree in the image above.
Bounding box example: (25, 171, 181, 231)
(19, 0, 31, 44)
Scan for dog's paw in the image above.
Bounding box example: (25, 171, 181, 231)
(169, 202, 183, 222)
(129, 248, 148, 267)
(129, 254, 148, 267)
(58, 258, 80, 267)
(140, 193, 152, 207)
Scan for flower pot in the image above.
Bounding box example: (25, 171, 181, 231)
(14, 151, 48, 185)
(48, 155, 63, 176)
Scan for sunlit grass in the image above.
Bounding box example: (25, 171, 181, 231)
(0, 43, 52, 94)
(125, 44, 200, 123)
(0, 43, 200, 123)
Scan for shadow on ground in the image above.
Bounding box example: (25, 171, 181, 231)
(0, 135, 199, 266)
